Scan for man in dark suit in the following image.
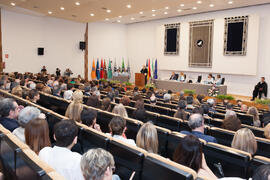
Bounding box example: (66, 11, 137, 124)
(251, 77, 268, 101)
(169, 72, 179, 80)
(140, 65, 148, 85)
(0, 98, 19, 132)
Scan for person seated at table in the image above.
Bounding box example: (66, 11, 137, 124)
(215, 74, 222, 85)
(204, 74, 214, 84)
(179, 72, 185, 82)
(169, 72, 178, 80)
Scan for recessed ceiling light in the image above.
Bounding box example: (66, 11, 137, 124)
(152, 14, 156, 16)
(177, 9, 182, 12)
(10, 2, 16, 6)
(75, 2, 80, 6)
(197, 1, 202, 4)
(152, 9, 156, 12)
(105, 18, 109, 21)
(106, 9, 111, 13)
(117, 20, 121, 23)
(180, 4, 185, 7)
(192, 7, 197, 10)
(139, 11, 143, 14)
(48, 11, 52, 14)
(130, 17, 135, 20)
(126, 4, 132, 8)
(165, 6, 169, 10)
(228, 1, 233, 4)
(164, 12, 168, 15)
(60, 7, 65, 10)
(209, 4, 214, 7)
(90, 13, 94, 16)
(119, 15, 122, 18)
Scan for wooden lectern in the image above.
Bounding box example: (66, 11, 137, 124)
(135, 73, 145, 87)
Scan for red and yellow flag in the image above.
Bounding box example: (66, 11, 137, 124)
(91, 59, 96, 80)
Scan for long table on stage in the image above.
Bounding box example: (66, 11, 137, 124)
(112, 75, 129, 83)
(154, 79, 227, 95)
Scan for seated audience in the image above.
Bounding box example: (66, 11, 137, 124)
(150, 93, 157, 105)
(108, 116, 136, 146)
(25, 118, 51, 154)
(247, 106, 261, 127)
(201, 104, 210, 118)
(207, 98, 217, 113)
(231, 128, 257, 156)
(120, 96, 130, 106)
(136, 122, 158, 153)
(0, 98, 20, 131)
(11, 85, 23, 97)
(80, 148, 120, 180)
(163, 90, 172, 103)
(13, 106, 41, 142)
(181, 113, 217, 143)
(42, 86, 52, 94)
(112, 103, 128, 118)
(39, 120, 84, 180)
(65, 90, 84, 122)
(133, 99, 147, 121)
(264, 123, 270, 139)
(236, 100, 243, 108)
(101, 97, 112, 112)
(173, 135, 217, 179)
(63, 86, 73, 100)
(196, 94, 205, 104)
(179, 91, 186, 101)
(252, 164, 270, 180)
(28, 89, 40, 103)
(169, 72, 178, 80)
(192, 107, 203, 115)
(174, 100, 188, 120)
(221, 115, 241, 131)
(52, 85, 62, 97)
(86, 95, 100, 108)
(186, 96, 194, 109)
(225, 103, 236, 118)
(80, 109, 101, 131)
(240, 104, 248, 112)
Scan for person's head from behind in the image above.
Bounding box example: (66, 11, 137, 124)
(42, 86, 52, 94)
(136, 122, 158, 153)
(178, 100, 186, 110)
(25, 118, 51, 154)
(53, 120, 78, 148)
(226, 103, 233, 110)
(88, 95, 99, 107)
(231, 128, 257, 155)
(186, 96, 193, 105)
(135, 99, 144, 109)
(173, 135, 202, 172)
(188, 113, 204, 132)
(18, 106, 40, 128)
(109, 116, 126, 136)
(64, 90, 73, 100)
(120, 96, 130, 106)
(207, 98, 215, 108)
(0, 98, 19, 119)
(201, 104, 209, 115)
(247, 106, 259, 120)
(81, 109, 97, 128)
(101, 97, 111, 111)
(222, 115, 241, 131)
(11, 85, 23, 97)
(81, 148, 115, 180)
(261, 77, 265, 83)
(134, 109, 146, 121)
(112, 104, 127, 117)
(28, 89, 40, 103)
(168, 90, 172, 94)
(72, 90, 83, 103)
(252, 164, 270, 180)
(196, 95, 205, 103)
(52, 85, 61, 96)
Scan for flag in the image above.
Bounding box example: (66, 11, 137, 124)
(147, 58, 151, 81)
(121, 58, 125, 72)
(127, 59, 131, 77)
(108, 59, 112, 79)
(104, 59, 107, 79)
(100, 59, 104, 79)
(91, 59, 96, 80)
(96, 59, 100, 80)
(146, 59, 148, 68)
(114, 58, 117, 72)
(151, 59, 154, 78)
(154, 59, 158, 79)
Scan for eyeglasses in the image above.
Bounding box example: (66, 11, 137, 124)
(110, 166, 115, 173)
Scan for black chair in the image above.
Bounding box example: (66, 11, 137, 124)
(153, 106, 170, 116)
(166, 132, 185, 159)
(125, 106, 136, 118)
(156, 126, 170, 157)
(241, 124, 264, 138)
(221, 78, 225, 85)
(255, 137, 270, 158)
(141, 153, 196, 180)
(197, 75, 202, 83)
(78, 126, 110, 153)
(146, 112, 159, 124)
(203, 143, 251, 179)
(208, 127, 235, 146)
(124, 118, 142, 140)
(248, 156, 270, 178)
(107, 139, 146, 180)
(96, 111, 115, 133)
(156, 115, 181, 132)
(237, 113, 254, 126)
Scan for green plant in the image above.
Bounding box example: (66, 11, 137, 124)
(109, 80, 120, 84)
(255, 98, 270, 105)
(145, 83, 156, 89)
(124, 81, 132, 86)
(216, 94, 235, 100)
(99, 79, 108, 82)
(183, 89, 195, 95)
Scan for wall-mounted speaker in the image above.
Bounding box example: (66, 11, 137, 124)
(38, 48, 44, 56)
(79, 41, 86, 50)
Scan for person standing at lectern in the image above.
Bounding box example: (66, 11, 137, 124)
(169, 72, 179, 80)
(251, 77, 268, 101)
(140, 65, 148, 85)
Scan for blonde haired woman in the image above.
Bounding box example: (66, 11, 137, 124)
(65, 90, 84, 122)
(247, 106, 261, 127)
(136, 122, 158, 154)
(112, 103, 128, 118)
(11, 85, 23, 97)
(231, 128, 257, 155)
